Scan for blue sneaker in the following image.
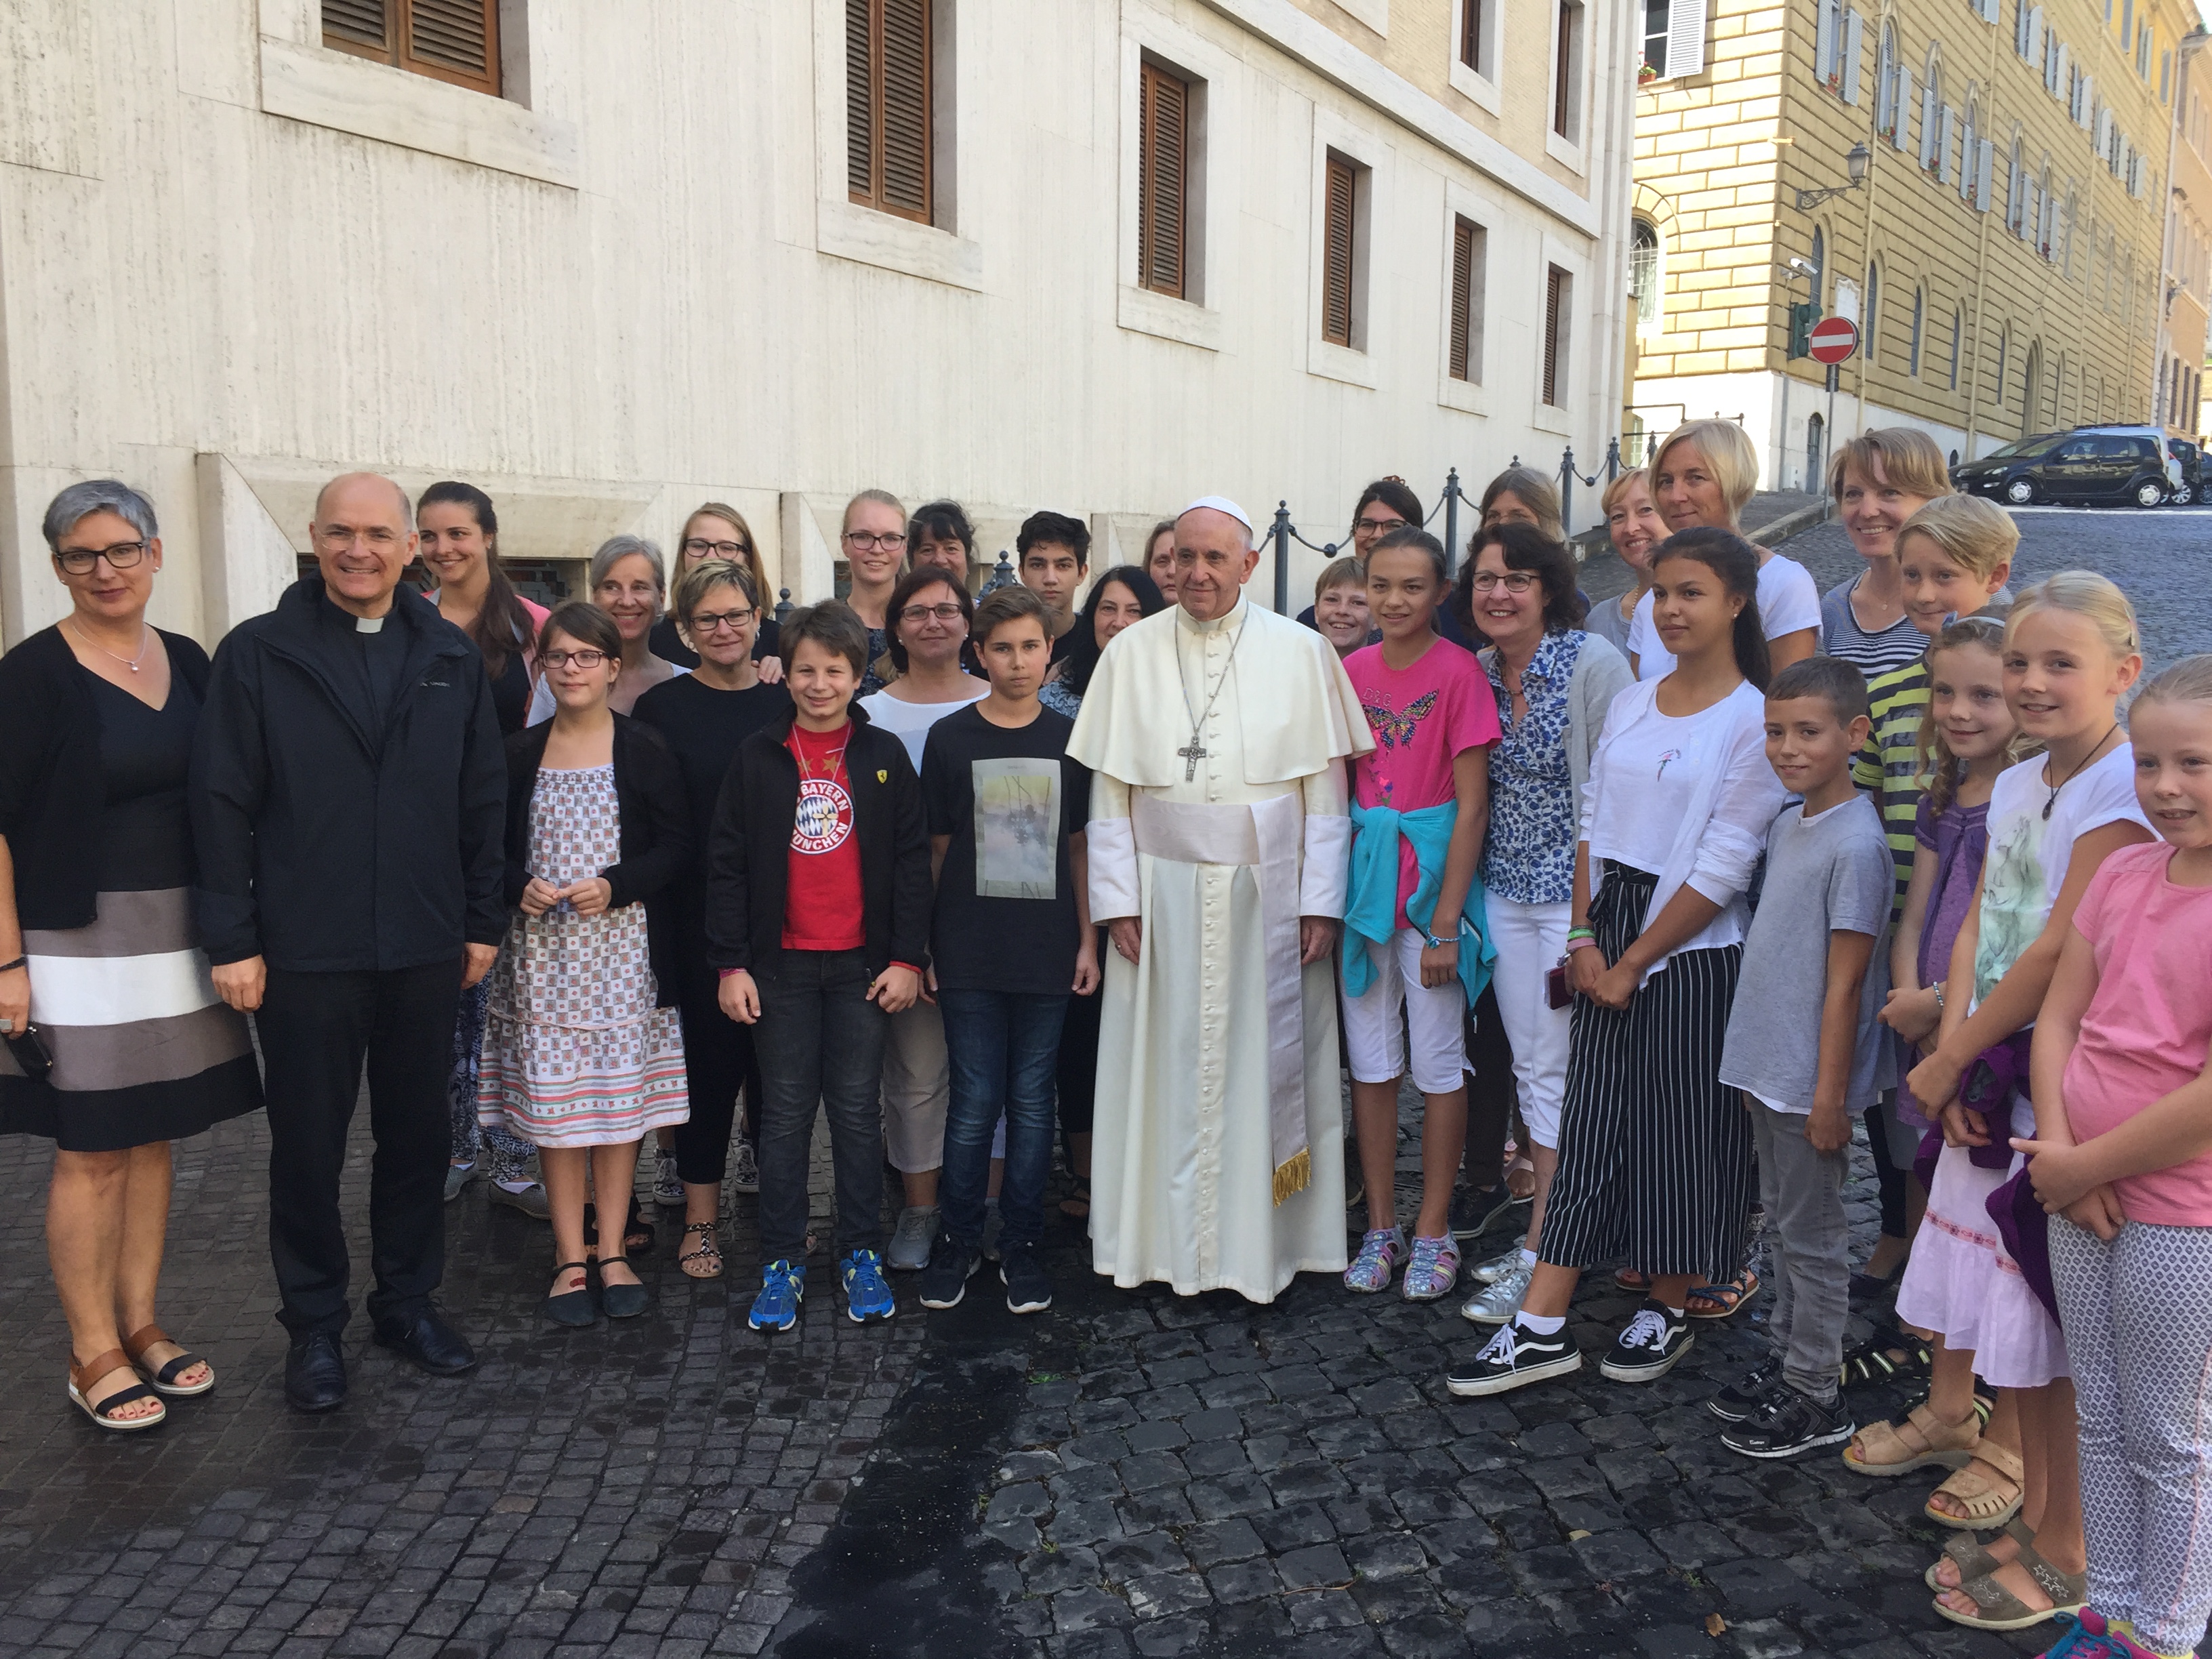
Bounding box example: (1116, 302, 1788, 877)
(747, 1259, 805, 1332)
(841, 1248, 896, 1323)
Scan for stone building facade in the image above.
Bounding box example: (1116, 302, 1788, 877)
(0, 0, 1637, 648)
(1628, 0, 2199, 487)
(2166, 26, 2211, 438)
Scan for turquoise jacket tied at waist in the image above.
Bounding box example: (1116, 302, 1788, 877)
(1340, 799, 1495, 1006)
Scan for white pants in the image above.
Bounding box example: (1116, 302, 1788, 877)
(1484, 895, 1571, 1150)
(1342, 926, 1469, 1094)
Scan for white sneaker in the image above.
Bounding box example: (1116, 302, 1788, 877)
(888, 1205, 940, 1272)
(731, 1140, 760, 1195)
(1469, 1244, 1528, 1286)
(1460, 1258, 1535, 1325)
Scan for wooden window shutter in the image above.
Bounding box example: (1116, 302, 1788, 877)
(1449, 218, 1475, 381)
(321, 1, 498, 96)
(1323, 157, 1357, 348)
(847, 0, 933, 223)
(1462, 0, 1485, 73)
(1139, 63, 1188, 300)
(1542, 266, 1565, 406)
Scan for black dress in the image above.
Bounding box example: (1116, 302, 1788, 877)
(0, 670, 262, 1150)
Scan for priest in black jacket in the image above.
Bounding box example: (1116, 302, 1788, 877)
(191, 472, 506, 1412)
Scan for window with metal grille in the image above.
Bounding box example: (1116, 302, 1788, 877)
(1323, 155, 1358, 348)
(1139, 62, 1189, 300)
(1541, 266, 1570, 407)
(847, 0, 934, 224)
(1629, 219, 1659, 327)
(323, 0, 499, 95)
(1449, 216, 1486, 382)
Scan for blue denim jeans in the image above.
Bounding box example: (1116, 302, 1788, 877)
(750, 949, 888, 1261)
(937, 989, 1069, 1252)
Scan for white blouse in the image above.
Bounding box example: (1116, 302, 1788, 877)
(1578, 678, 1786, 981)
(1629, 552, 1823, 680)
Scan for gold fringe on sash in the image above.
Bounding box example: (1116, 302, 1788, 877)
(1271, 1146, 1311, 1206)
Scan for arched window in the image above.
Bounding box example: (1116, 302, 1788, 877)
(1630, 218, 1661, 329)
(1866, 261, 1881, 359)
(1920, 49, 1944, 170)
(1994, 331, 2009, 413)
(1961, 94, 1980, 201)
(2007, 135, 2026, 233)
(1909, 285, 1925, 375)
(2022, 342, 2042, 432)
(1876, 24, 1898, 137)
(1810, 226, 1826, 306)
(1807, 413, 1826, 487)
(1950, 306, 1963, 390)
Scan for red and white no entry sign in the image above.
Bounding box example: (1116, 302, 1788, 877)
(1808, 316, 1860, 365)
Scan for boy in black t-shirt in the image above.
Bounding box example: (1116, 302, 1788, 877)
(916, 587, 1097, 1314)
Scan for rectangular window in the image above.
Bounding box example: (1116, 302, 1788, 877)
(1323, 155, 1359, 348)
(1463, 0, 1488, 74)
(1449, 216, 1487, 382)
(847, 0, 934, 224)
(1137, 62, 1189, 300)
(1643, 0, 1668, 73)
(1553, 0, 1583, 140)
(323, 0, 500, 95)
(1541, 265, 1571, 407)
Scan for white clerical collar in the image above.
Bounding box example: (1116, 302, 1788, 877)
(355, 615, 386, 634)
(1176, 596, 1248, 636)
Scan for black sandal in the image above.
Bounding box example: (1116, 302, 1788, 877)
(677, 1222, 723, 1280)
(1841, 1322, 1935, 1387)
(1058, 1177, 1091, 1220)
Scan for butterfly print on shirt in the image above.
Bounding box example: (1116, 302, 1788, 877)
(1362, 690, 1439, 752)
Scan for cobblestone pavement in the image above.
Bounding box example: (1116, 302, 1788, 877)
(4, 504, 2206, 1659)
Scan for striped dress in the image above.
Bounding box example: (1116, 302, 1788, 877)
(478, 764, 688, 1147)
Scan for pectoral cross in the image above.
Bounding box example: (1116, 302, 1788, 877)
(1178, 737, 1208, 782)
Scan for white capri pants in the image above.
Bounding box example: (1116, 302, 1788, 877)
(1483, 894, 1572, 1151)
(1342, 926, 1469, 1094)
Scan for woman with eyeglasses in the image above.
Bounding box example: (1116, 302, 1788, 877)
(650, 504, 783, 673)
(1, 482, 262, 1429)
(842, 489, 910, 695)
(529, 537, 689, 724)
(481, 601, 692, 1325)
(1294, 478, 1426, 634)
(1446, 522, 1631, 1326)
(859, 568, 989, 1271)
(632, 562, 791, 1276)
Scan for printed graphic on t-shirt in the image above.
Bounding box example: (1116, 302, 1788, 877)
(1974, 805, 2047, 1002)
(972, 758, 1061, 900)
(793, 778, 854, 855)
(1361, 691, 1439, 752)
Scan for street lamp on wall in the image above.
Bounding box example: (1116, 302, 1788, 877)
(1793, 142, 1872, 211)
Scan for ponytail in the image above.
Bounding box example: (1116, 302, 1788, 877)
(418, 480, 531, 681)
(1652, 526, 1769, 690)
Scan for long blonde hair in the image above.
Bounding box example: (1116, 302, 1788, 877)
(1915, 617, 2037, 817)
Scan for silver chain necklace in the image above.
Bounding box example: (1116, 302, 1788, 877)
(69, 617, 151, 673)
(1175, 613, 1246, 782)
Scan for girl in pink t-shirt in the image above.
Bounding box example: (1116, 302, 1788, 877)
(2015, 657, 2212, 1659)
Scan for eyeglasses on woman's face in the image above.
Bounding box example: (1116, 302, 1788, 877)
(682, 537, 752, 561)
(1467, 571, 1538, 594)
(899, 602, 966, 623)
(55, 540, 150, 575)
(844, 531, 907, 552)
(541, 648, 609, 671)
(691, 607, 755, 634)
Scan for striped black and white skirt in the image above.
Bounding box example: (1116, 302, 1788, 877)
(1537, 862, 1752, 1287)
(0, 888, 262, 1152)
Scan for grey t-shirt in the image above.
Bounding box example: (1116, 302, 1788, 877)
(1584, 589, 1637, 658)
(1719, 793, 1896, 1112)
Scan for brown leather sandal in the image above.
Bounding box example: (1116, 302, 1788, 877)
(1925, 1438, 2026, 1530)
(124, 1323, 214, 1397)
(68, 1348, 166, 1431)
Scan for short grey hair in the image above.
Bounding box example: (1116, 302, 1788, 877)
(43, 480, 158, 552)
(590, 534, 668, 594)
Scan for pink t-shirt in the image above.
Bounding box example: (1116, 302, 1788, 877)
(2062, 840, 2212, 1227)
(1345, 635, 1500, 929)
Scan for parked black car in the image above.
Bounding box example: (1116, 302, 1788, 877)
(2169, 437, 2203, 506)
(1953, 430, 2172, 508)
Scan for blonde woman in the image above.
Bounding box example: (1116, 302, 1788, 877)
(651, 503, 783, 672)
(1590, 468, 1664, 658)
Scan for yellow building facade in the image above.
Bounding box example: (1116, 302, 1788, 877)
(1630, 0, 2201, 487)
(2173, 33, 2212, 438)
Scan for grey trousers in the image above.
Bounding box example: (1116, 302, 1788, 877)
(1750, 1099, 1851, 1405)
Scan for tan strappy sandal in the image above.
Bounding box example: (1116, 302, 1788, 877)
(1925, 1438, 2026, 1530)
(1843, 1399, 1981, 1475)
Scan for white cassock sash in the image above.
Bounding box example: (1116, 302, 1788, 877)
(1130, 792, 1311, 1202)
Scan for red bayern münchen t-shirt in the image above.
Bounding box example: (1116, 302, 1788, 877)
(783, 721, 865, 951)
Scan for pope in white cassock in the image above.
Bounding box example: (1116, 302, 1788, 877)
(1066, 497, 1374, 1303)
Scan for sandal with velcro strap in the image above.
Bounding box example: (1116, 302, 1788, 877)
(1924, 1516, 2036, 1591)
(1842, 1399, 1982, 1477)
(1933, 1544, 2087, 1631)
(1925, 1437, 2026, 1530)
(1840, 1322, 1933, 1387)
(68, 1348, 166, 1431)
(124, 1322, 214, 1396)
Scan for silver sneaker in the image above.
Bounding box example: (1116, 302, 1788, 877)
(488, 1180, 551, 1221)
(651, 1147, 684, 1206)
(1460, 1258, 1535, 1325)
(731, 1139, 760, 1195)
(1469, 1244, 1528, 1286)
(888, 1205, 940, 1272)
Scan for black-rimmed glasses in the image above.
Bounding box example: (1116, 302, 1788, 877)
(55, 541, 149, 575)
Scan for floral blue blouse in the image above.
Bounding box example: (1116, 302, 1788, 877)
(1479, 630, 1589, 905)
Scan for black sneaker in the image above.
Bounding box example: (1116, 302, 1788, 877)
(1000, 1244, 1053, 1315)
(1448, 1182, 1528, 1241)
(1719, 1387, 1857, 1460)
(916, 1233, 980, 1311)
(1707, 1357, 1784, 1422)
(1446, 1317, 1582, 1397)
(1598, 1300, 1696, 1382)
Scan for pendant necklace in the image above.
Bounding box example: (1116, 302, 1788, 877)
(1176, 615, 1247, 783)
(2042, 722, 2119, 820)
(70, 617, 151, 673)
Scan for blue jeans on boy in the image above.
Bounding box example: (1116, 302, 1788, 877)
(750, 949, 888, 1262)
(937, 990, 1069, 1254)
